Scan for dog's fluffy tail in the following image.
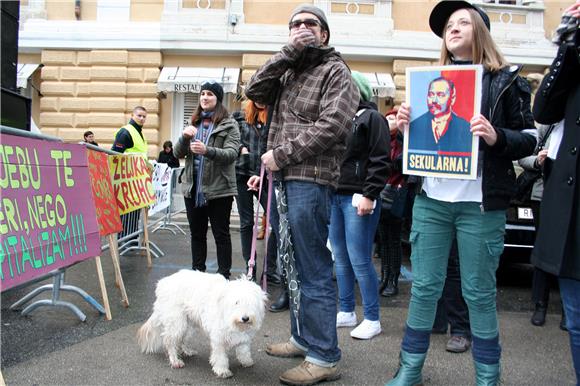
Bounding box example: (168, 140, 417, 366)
(137, 317, 163, 354)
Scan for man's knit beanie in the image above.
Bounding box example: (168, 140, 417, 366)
(290, 4, 330, 45)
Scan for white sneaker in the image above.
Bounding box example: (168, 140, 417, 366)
(350, 319, 381, 340)
(336, 311, 357, 328)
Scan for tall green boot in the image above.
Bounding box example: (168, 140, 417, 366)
(474, 361, 501, 386)
(385, 350, 426, 386)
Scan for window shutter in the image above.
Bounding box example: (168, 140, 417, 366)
(183, 93, 199, 127)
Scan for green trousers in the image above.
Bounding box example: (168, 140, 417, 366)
(407, 194, 505, 340)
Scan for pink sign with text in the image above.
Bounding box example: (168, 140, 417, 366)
(0, 134, 101, 291)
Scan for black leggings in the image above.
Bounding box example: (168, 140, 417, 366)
(184, 195, 233, 279)
(530, 200, 558, 304)
(377, 209, 402, 276)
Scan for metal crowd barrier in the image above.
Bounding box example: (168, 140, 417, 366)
(117, 208, 164, 259)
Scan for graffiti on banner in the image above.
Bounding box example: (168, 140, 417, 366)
(87, 149, 123, 236)
(108, 154, 156, 215)
(0, 135, 101, 292)
(148, 162, 172, 216)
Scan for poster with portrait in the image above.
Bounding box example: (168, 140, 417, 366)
(403, 65, 482, 179)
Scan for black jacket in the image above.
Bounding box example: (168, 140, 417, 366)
(479, 65, 537, 211)
(531, 31, 580, 280)
(336, 100, 390, 201)
(233, 111, 269, 177)
(157, 150, 180, 168)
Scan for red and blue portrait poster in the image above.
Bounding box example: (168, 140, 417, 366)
(403, 65, 483, 179)
(0, 135, 101, 291)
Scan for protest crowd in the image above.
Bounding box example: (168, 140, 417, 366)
(1, 1, 579, 386)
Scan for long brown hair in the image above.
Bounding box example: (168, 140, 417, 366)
(440, 8, 509, 72)
(243, 100, 268, 126)
(191, 100, 229, 126)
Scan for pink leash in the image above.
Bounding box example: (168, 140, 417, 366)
(247, 164, 273, 291)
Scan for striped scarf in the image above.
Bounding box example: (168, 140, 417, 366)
(194, 111, 214, 207)
(552, 10, 578, 44)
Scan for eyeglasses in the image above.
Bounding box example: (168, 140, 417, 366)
(289, 18, 321, 30)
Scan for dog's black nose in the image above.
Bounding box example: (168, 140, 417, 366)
(242, 316, 249, 323)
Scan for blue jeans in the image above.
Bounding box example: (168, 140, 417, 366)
(329, 194, 381, 321)
(285, 181, 340, 365)
(559, 277, 580, 384)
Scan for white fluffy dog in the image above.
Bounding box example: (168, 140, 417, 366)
(137, 270, 267, 378)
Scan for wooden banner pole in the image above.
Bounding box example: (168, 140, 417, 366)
(107, 234, 129, 307)
(94, 255, 112, 320)
(141, 207, 153, 268)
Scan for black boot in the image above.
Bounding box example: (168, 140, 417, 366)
(269, 288, 289, 312)
(531, 302, 547, 326)
(381, 273, 399, 297)
(560, 307, 568, 331)
(379, 269, 388, 294)
(378, 242, 389, 293)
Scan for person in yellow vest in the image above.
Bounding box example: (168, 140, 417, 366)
(112, 106, 148, 154)
(112, 106, 149, 243)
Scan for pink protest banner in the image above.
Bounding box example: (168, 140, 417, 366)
(0, 134, 101, 291)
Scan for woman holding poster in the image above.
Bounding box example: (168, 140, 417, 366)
(174, 81, 240, 279)
(387, 2, 536, 385)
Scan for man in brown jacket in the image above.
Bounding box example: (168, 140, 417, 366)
(246, 4, 358, 385)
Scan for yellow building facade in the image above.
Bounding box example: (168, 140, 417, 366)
(17, 0, 568, 157)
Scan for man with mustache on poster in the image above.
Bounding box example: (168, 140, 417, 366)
(409, 77, 472, 153)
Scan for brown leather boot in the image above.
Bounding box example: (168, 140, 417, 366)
(265, 341, 306, 358)
(279, 361, 340, 385)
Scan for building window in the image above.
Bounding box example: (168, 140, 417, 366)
(183, 92, 199, 127)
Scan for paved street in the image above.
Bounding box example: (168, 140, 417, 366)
(1, 214, 576, 385)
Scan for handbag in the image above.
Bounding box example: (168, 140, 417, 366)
(514, 123, 556, 202)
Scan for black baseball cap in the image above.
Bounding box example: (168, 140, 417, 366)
(429, 1, 491, 38)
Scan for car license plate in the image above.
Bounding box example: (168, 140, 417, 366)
(517, 207, 534, 220)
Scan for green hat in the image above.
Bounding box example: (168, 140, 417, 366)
(351, 71, 372, 102)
